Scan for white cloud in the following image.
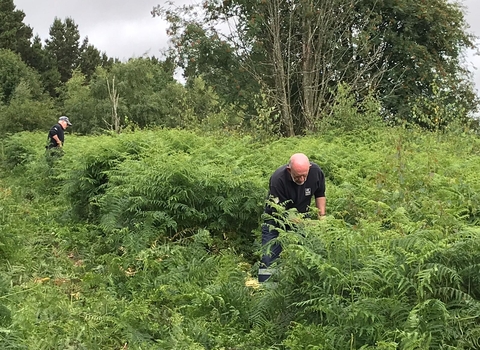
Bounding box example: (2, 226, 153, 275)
(85, 19, 169, 60)
(14, 0, 178, 60)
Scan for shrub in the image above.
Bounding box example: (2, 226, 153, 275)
(0, 133, 38, 170)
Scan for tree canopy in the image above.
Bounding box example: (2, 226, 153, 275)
(0, 0, 33, 64)
(154, 0, 479, 135)
(0, 48, 43, 104)
(0, 0, 478, 136)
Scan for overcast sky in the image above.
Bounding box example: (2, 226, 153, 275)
(12, 0, 480, 91)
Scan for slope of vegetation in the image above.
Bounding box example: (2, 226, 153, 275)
(1, 123, 480, 349)
(1, 0, 480, 348)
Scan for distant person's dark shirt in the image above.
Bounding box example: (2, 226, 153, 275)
(47, 123, 65, 149)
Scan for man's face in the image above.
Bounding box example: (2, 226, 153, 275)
(288, 166, 309, 185)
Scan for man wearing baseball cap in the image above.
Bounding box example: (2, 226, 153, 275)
(46, 116, 72, 150)
(45, 116, 72, 165)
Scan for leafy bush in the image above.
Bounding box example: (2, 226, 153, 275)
(319, 83, 384, 133)
(99, 142, 264, 246)
(0, 132, 39, 170)
(0, 185, 18, 263)
(0, 83, 56, 136)
(60, 129, 266, 257)
(60, 133, 148, 221)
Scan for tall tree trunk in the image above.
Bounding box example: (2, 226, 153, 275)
(106, 76, 120, 134)
(267, 0, 295, 136)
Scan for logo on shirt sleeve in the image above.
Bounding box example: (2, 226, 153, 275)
(305, 188, 311, 196)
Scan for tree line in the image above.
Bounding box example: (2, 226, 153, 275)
(153, 0, 480, 134)
(0, 0, 478, 137)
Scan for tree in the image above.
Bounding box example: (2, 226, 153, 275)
(85, 58, 233, 132)
(355, 0, 478, 126)
(0, 49, 43, 104)
(45, 17, 81, 86)
(79, 37, 113, 81)
(0, 49, 56, 135)
(0, 0, 33, 64)
(21, 35, 62, 98)
(60, 69, 99, 135)
(0, 80, 56, 135)
(154, 0, 478, 134)
(155, 6, 262, 128)
(90, 58, 179, 129)
(106, 76, 121, 133)
(23, 35, 46, 71)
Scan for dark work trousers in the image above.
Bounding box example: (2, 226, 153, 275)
(258, 220, 282, 282)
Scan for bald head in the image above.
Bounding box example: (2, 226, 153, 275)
(288, 153, 310, 185)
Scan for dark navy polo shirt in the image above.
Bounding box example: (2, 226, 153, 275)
(265, 162, 325, 215)
(47, 123, 65, 148)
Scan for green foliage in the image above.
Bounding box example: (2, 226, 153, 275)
(61, 134, 143, 222)
(263, 216, 480, 348)
(0, 49, 56, 135)
(156, 0, 478, 132)
(85, 59, 188, 131)
(319, 83, 383, 132)
(0, 0, 33, 64)
(155, 10, 261, 118)
(45, 17, 81, 85)
(409, 75, 473, 130)
(2, 125, 480, 348)
(0, 81, 56, 135)
(245, 92, 281, 141)
(355, 0, 478, 122)
(59, 69, 100, 135)
(60, 130, 266, 257)
(0, 132, 38, 170)
(78, 37, 108, 81)
(0, 49, 44, 105)
(0, 182, 18, 263)
(45, 55, 272, 135)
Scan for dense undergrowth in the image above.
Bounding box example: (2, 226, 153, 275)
(1, 124, 480, 349)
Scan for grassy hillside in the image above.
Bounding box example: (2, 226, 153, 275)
(1, 125, 480, 349)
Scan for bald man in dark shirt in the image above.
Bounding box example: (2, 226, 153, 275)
(258, 153, 326, 282)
